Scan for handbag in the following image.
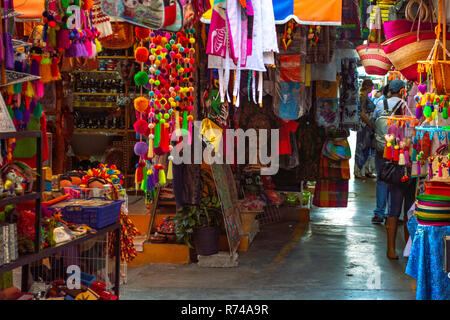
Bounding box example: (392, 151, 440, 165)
(381, 2, 444, 82)
(356, 6, 392, 76)
(379, 161, 412, 186)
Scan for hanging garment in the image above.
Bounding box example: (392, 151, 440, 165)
(279, 119, 299, 155)
(313, 179, 349, 207)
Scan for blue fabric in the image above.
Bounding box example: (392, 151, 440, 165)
(272, 0, 293, 21)
(406, 215, 450, 300)
(374, 152, 390, 218)
(279, 82, 301, 119)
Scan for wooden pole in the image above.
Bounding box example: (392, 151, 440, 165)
(0, 0, 6, 86)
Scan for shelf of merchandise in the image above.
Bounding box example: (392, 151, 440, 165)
(73, 128, 129, 136)
(97, 56, 135, 60)
(73, 92, 120, 96)
(72, 70, 119, 74)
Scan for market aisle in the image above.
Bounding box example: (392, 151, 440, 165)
(122, 177, 416, 300)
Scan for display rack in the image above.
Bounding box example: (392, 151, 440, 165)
(70, 48, 138, 188)
(0, 131, 122, 297)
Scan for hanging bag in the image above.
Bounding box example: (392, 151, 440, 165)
(357, 6, 392, 76)
(381, 0, 447, 81)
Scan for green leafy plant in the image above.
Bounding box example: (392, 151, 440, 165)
(173, 197, 223, 248)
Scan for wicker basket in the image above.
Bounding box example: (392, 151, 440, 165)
(357, 43, 392, 76)
(240, 210, 262, 234)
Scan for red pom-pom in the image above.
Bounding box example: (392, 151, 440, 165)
(135, 47, 149, 63)
(49, 21, 57, 28)
(135, 27, 150, 40)
(133, 119, 149, 134)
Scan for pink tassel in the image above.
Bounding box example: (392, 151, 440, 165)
(84, 38, 93, 57)
(33, 81, 44, 99)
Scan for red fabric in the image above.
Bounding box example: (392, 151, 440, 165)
(279, 120, 299, 155)
(15, 114, 49, 168)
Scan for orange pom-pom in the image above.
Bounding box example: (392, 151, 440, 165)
(134, 97, 149, 113)
(83, 0, 94, 10)
(135, 47, 149, 63)
(135, 27, 150, 40)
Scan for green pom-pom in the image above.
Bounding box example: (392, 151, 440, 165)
(444, 107, 448, 120)
(62, 0, 69, 7)
(134, 71, 149, 87)
(33, 102, 43, 118)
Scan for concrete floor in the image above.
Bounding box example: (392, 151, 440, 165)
(121, 177, 416, 300)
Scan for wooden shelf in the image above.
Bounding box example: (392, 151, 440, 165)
(0, 130, 42, 139)
(0, 192, 41, 208)
(73, 70, 119, 74)
(0, 222, 120, 275)
(73, 129, 128, 136)
(97, 56, 135, 60)
(73, 92, 120, 96)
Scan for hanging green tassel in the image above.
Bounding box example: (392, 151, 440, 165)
(33, 102, 43, 118)
(141, 167, 148, 192)
(423, 104, 432, 119)
(154, 120, 161, 148)
(411, 148, 417, 162)
(13, 83, 22, 94)
(182, 110, 188, 135)
(443, 107, 448, 120)
(159, 168, 166, 185)
(7, 106, 13, 119)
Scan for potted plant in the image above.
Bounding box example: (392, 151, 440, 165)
(173, 196, 222, 256)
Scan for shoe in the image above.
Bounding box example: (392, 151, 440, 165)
(365, 173, 376, 179)
(371, 216, 384, 224)
(385, 217, 399, 259)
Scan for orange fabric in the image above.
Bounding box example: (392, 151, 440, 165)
(293, 0, 342, 24)
(14, 0, 44, 20)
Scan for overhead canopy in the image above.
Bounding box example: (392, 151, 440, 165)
(202, 0, 342, 25)
(13, 0, 44, 21)
(273, 0, 342, 25)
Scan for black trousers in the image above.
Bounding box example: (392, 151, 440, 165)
(387, 180, 416, 219)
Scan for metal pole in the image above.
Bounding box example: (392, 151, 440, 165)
(114, 225, 120, 298)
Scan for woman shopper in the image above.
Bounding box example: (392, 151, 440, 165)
(355, 79, 377, 179)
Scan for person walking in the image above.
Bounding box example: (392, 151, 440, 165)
(371, 80, 405, 224)
(355, 79, 377, 179)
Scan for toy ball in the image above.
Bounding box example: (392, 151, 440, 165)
(133, 119, 149, 134)
(135, 47, 150, 63)
(134, 142, 148, 156)
(134, 97, 149, 113)
(134, 71, 149, 87)
(135, 27, 151, 40)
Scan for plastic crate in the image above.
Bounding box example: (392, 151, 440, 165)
(424, 181, 450, 197)
(57, 198, 124, 229)
(80, 272, 96, 288)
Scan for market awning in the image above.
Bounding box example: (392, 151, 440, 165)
(13, 0, 44, 21)
(273, 0, 342, 25)
(202, 0, 343, 25)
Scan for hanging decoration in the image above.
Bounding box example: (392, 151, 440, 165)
(131, 26, 197, 199)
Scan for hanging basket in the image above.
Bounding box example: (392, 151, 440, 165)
(357, 6, 392, 76)
(357, 44, 392, 76)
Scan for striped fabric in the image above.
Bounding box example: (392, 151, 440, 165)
(415, 194, 450, 225)
(357, 44, 392, 76)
